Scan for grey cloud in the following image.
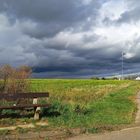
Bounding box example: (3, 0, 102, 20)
(116, 0, 140, 23)
(22, 35, 124, 77)
(0, 0, 101, 38)
(20, 26, 140, 77)
(118, 8, 140, 23)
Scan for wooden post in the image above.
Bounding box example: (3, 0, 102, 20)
(0, 109, 2, 115)
(33, 98, 41, 120)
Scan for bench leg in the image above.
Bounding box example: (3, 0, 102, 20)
(34, 107, 41, 120)
(0, 109, 2, 115)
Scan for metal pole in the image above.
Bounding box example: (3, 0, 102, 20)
(122, 52, 124, 80)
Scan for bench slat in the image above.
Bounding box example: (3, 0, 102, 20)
(0, 92, 49, 100)
(0, 104, 50, 110)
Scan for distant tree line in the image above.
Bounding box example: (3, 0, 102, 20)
(91, 77, 107, 80)
(91, 75, 139, 80)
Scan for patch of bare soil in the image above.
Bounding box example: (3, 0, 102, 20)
(0, 128, 83, 140)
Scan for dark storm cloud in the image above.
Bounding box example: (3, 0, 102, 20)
(24, 36, 123, 77)
(0, 0, 101, 38)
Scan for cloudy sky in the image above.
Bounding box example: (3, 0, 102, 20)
(0, 0, 140, 78)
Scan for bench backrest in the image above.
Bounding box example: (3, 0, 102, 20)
(0, 92, 49, 100)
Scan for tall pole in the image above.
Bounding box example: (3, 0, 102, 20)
(122, 52, 124, 80)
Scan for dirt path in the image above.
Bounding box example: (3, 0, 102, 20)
(135, 91, 140, 124)
(67, 126, 140, 140)
(0, 122, 48, 131)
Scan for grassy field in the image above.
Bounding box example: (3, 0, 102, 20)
(1, 79, 140, 133)
(30, 79, 140, 130)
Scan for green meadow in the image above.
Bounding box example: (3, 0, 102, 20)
(30, 79, 140, 129)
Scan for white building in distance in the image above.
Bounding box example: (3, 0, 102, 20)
(136, 77, 140, 80)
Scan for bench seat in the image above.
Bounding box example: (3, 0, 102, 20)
(0, 104, 50, 110)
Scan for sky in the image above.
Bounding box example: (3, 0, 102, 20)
(0, 0, 140, 78)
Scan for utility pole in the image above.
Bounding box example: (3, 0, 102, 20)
(121, 52, 124, 80)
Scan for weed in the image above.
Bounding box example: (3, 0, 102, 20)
(87, 127, 100, 133)
(0, 129, 10, 135)
(45, 137, 49, 140)
(16, 127, 29, 133)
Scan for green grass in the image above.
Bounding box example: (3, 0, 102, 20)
(30, 79, 140, 129)
(1, 79, 140, 132)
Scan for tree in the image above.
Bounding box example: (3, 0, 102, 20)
(0, 65, 32, 93)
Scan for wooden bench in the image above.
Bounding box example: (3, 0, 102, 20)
(0, 92, 50, 120)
